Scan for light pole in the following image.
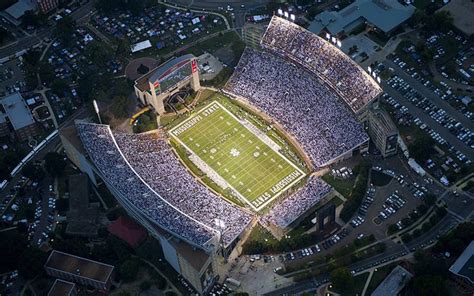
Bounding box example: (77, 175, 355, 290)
(93, 100, 102, 124)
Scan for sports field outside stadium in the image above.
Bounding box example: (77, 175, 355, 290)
(169, 101, 306, 211)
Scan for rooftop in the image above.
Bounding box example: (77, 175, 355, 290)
(148, 54, 195, 83)
(309, 0, 415, 34)
(1, 92, 35, 131)
(5, 0, 36, 19)
(108, 216, 147, 247)
(66, 173, 99, 237)
(48, 279, 76, 296)
(371, 265, 413, 296)
(44, 250, 114, 283)
(449, 240, 474, 284)
(370, 108, 398, 135)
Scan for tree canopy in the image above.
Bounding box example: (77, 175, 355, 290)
(44, 152, 66, 177)
(330, 267, 354, 293)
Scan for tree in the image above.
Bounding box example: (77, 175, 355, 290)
(0, 232, 28, 272)
(330, 267, 354, 293)
(0, 27, 10, 44)
(140, 280, 152, 291)
(408, 134, 434, 163)
(18, 247, 48, 279)
(44, 152, 66, 177)
(21, 11, 46, 28)
(21, 163, 44, 181)
(110, 95, 132, 119)
(84, 41, 110, 67)
(410, 275, 447, 296)
(51, 79, 70, 96)
(39, 62, 56, 86)
(424, 11, 453, 33)
(119, 259, 140, 282)
(424, 194, 436, 206)
(54, 16, 76, 46)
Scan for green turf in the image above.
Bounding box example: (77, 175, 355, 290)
(169, 100, 305, 211)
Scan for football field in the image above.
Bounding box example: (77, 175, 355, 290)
(169, 101, 306, 211)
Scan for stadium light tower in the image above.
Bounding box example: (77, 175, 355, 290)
(284, 11, 289, 18)
(325, 33, 331, 40)
(336, 40, 342, 48)
(290, 14, 296, 21)
(93, 100, 102, 124)
(377, 76, 381, 83)
(367, 66, 372, 74)
(277, 8, 283, 16)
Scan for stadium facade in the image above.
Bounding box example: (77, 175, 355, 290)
(134, 54, 201, 115)
(59, 16, 386, 295)
(60, 123, 248, 294)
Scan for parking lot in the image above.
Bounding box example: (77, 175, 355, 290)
(90, 5, 226, 56)
(0, 59, 27, 96)
(386, 75, 473, 150)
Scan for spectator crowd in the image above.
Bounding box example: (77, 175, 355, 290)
(262, 177, 332, 228)
(76, 122, 253, 248)
(260, 16, 381, 113)
(225, 48, 369, 167)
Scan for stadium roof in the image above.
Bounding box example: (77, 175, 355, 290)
(449, 241, 474, 284)
(148, 54, 195, 83)
(371, 265, 413, 296)
(308, 0, 415, 34)
(44, 250, 114, 284)
(1, 92, 35, 131)
(48, 279, 76, 296)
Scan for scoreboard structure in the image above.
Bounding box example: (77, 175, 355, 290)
(134, 54, 201, 115)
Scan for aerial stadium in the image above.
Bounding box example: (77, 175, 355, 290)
(61, 16, 382, 294)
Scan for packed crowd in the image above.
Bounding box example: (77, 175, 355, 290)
(76, 122, 218, 248)
(263, 177, 332, 228)
(111, 132, 253, 247)
(225, 48, 369, 167)
(261, 16, 381, 113)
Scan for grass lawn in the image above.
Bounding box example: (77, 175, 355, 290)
(364, 263, 398, 295)
(169, 100, 306, 211)
(331, 272, 370, 296)
(321, 174, 355, 198)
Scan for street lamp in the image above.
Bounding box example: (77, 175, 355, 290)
(93, 100, 102, 124)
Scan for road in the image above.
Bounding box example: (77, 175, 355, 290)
(382, 83, 474, 160)
(264, 209, 463, 295)
(0, 0, 95, 60)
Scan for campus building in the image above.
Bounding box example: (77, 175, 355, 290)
(35, 0, 59, 13)
(134, 54, 201, 115)
(48, 279, 77, 296)
(65, 174, 100, 237)
(372, 265, 413, 296)
(449, 241, 474, 294)
(0, 92, 38, 141)
(308, 0, 415, 36)
(44, 250, 115, 292)
(367, 107, 398, 157)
